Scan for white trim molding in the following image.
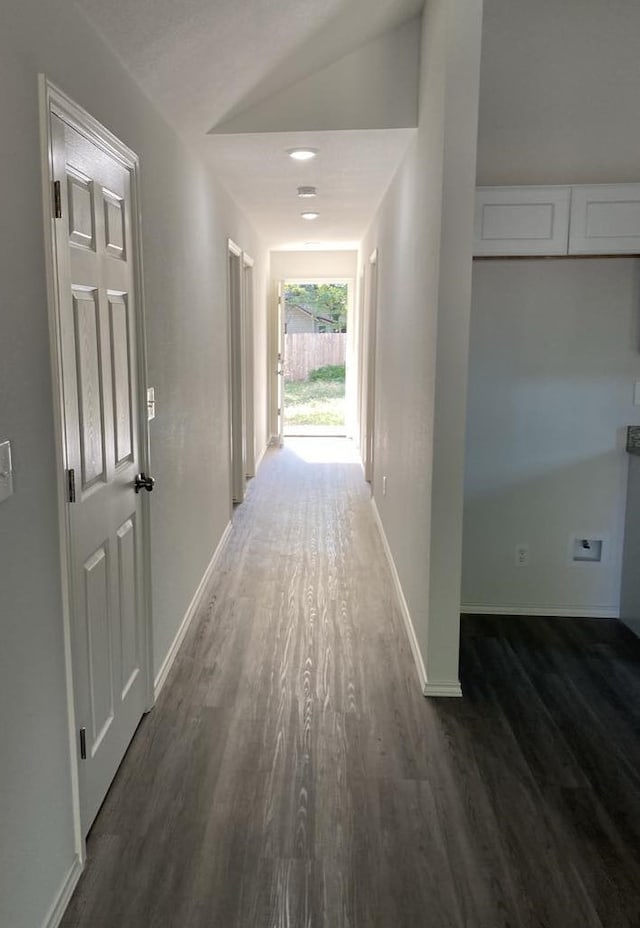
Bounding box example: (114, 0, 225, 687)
(370, 499, 463, 698)
(461, 603, 619, 619)
(154, 521, 233, 699)
(41, 856, 83, 928)
(370, 499, 426, 687)
(423, 680, 464, 697)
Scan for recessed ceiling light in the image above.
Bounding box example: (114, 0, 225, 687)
(288, 148, 318, 161)
(301, 211, 319, 220)
(297, 186, 317, 198)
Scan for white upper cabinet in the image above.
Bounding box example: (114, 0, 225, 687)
(569, 185, 640, 254)
(474, 187, 571, 256)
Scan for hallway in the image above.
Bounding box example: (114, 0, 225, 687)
(61, 440, 640, 928)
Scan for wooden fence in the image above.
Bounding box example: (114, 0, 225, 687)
(284, 333, 347, 381)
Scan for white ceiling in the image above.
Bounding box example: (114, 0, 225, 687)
(204, 129, 416, 250)
(73, 0, 423, 249)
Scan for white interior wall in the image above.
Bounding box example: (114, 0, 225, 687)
(464, 0, 640, 620)
(361, 0, 483, 693)
(464, 259, 640, 616)
(212, 17, 420, 133)
(477, 0, 640, 186)
(271, 250, 358, 279)
(0, 2, 268, 926)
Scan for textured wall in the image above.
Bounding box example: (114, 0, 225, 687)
(464, 259, 640, 616)
(361, 0, 483, 690)
(0, 2, 267, 925)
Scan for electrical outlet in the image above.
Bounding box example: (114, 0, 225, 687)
(382, 475, 387, 496)
(515, 544, 530, 567)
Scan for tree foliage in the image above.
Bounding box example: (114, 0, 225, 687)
(284, 282, 348, 332)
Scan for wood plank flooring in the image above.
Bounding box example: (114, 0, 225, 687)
(62, 438, 640, 928)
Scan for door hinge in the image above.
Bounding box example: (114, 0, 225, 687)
(277, 407, 281, 416)
(53, 180, 62, 219)
(67, 468, 76, 503)
(79, 727, 87, 760)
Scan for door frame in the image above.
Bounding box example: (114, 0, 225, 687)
(362, 249, 378, 483)
(242, 253, 256, 477)
(276, 280, 285, 445)
(38, 76, 154, 862)
(227, 238, 245, 503)
(275, 276, 355, 439)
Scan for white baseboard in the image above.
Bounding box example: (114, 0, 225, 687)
(461, 603, 619, 619)
(154, 521, 232, 700)
(42, 855, 83, 928)
(423, 680, 463, 697)
(370, 499, 463, 698)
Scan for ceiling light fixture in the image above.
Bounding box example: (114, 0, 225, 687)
(301, 211, 320, 220)
(288, 148, 318, 161)
(297, 186, 317, 198)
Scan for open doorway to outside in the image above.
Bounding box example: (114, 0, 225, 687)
(282, 280, 350, 437)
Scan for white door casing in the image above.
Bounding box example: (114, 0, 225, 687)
(228, 240, 246, 503)
(277, 281, 285, 446)
(40, 78, 152, 841)
(354, 268, 365, 456)
(363, 250, 378, 484)
(243, 254, 256, 477)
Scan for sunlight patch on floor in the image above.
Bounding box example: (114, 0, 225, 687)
(285, 437, 361, 465)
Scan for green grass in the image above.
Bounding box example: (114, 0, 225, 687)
(284, 378, 345, 426)
(308, 363, 346, 382)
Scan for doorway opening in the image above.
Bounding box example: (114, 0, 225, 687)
(281, 280, 350, 437)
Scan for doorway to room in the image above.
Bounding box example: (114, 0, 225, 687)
(280, 279, 350, 437)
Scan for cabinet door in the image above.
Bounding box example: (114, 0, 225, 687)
(474, 187, 571, 256)
(569, 185, 640, 254)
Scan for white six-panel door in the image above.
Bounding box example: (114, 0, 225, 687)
(51, 113, 148, 835)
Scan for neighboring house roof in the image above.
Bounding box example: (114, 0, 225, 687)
(286, 302, 336, 328)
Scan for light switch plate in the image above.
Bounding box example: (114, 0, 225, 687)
(147, 387, 155, 421)
(634, 381, 640, 406)
(0, 441, 13, 503)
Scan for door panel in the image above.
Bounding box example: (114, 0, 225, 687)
(67, 170, 95, 250)
(104, 190, 126, 259)
(109, 296, 133, 465)
(116, 516, 139, 699)
(83, 544, 114, 752)
(53, 113, 147, 834)
(73, 290, 105, 488)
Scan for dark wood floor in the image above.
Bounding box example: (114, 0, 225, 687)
(62, 439, 640, 928)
